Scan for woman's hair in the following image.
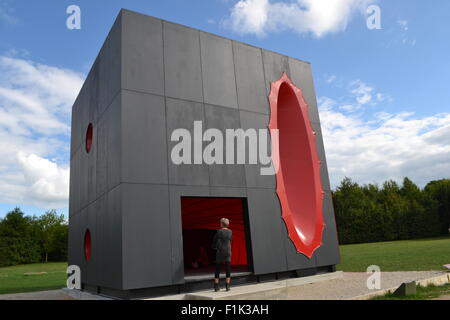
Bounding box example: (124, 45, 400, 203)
(220, 218, 230, 228)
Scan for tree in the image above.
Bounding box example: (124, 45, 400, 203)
(0, 208, 41, 267)
(34, 210, 68, 263)
(424, 179, 450, 235)
(333, 177, 443, 245)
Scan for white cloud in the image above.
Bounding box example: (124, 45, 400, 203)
(225, 0, 376, 37)
(350, 79, 374, 105)
(319, 97, 450, 188)
(0, 55, 84, 209)
(325, 78, 388, 113)
(17, 152, 70, 208)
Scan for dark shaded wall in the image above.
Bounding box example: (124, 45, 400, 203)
(69, 9, 340, 292)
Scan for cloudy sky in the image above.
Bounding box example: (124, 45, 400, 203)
(0, 0, 449, 217)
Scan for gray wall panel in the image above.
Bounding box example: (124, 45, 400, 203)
(70, 98, 81, 160)
(68, 156, 75, 217)
(166, 97, 209, 186)
(163, 22, 203, 103)
(77, 208, 88, 284)
(98, 15, 122, 117)
(103, 186, 123, 289)
(121, 91, 168, 184)
(233, 42, 269, 114)
(262, 50, 290, 95)
(96, 116, 108, 197)
(239, 111, 275, 189)
(122, 10, 164, 96)
(315, 192, 341, 268)
(87, 59, 100, 124)
(169, 186, 210, 284)
(68, 213, 82, 268)
(83, 203, 98, 285)
(209, 187, 247, 198)
(205, 105, 246, 187)
(246, 188, 287, 274)
(122, 183, 172, 289)
(87, 123, 97, 205)
(79, 141, 89, 211)
(200, 32, 238, 109)
(284, 235, 316, 271)
(94, 194, 107, 287)
(288, 58, 321, 124)
(71, 82, 89, 159)
(69, 149, 80, 216)
(106, 94, 122, 191)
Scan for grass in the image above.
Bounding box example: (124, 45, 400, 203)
(1, 236, 449, 295)
(337, 236, 450, 272)
(0, 262, 67, 295)
(372, 283, 450, 300)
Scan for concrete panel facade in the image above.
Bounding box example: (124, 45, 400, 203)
(69, 9, 340, 297)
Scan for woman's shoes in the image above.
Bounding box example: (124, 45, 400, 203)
(214, 281, 231, 292)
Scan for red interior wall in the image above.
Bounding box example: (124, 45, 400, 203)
(181, 197, 248, 266)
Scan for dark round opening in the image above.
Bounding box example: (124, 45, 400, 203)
(85, 123, 93, 153)
(84, 229, 92, 262)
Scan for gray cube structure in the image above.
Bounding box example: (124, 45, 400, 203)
(69, 9, 340, 299)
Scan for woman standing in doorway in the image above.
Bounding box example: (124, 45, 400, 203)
(212, 218, 232, 292)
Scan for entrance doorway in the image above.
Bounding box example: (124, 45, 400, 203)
(181, 197, 252, 277)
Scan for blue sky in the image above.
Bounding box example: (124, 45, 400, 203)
(0, 0, 449, 218)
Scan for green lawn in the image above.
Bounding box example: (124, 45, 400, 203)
(337, 236, 450, 272)
(0, 262, 67, 295)
(1, 236, 450, 295)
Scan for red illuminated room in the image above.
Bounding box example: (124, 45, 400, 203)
(181, 197, 252, 277)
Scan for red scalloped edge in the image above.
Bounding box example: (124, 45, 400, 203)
(268, 73, 325, 258)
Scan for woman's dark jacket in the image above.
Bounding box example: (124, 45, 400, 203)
(212, 228, 232, 263)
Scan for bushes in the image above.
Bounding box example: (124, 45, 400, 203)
(333, 178, 448, 244)
(0, 208, 68, 267)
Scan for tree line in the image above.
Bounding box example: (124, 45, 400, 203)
(333, 178, 450, 244)
(0, 177, 448, 267)
(0, 208, 68, 267)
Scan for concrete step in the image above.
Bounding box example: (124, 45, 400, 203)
(149, 271, 343, 300)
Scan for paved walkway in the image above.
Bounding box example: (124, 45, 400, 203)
(157, 271, 449, 300)
(0, 271, 448, 300)
(0, 290, 75, 300)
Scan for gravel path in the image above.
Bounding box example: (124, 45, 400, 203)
(433, 295, 450, 300)
(284, 271, 444, 300)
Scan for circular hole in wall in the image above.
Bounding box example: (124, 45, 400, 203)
(84, 229, 92, 262)
(85, 123, 93, 153)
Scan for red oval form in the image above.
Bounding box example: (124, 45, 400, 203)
(85, 123, 93, 153)
(269, 73, 324, 258)
(84, 229, 92, 262)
